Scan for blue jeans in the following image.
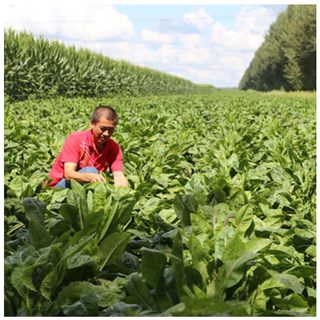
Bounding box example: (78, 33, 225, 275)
(54, 166, 98, 188)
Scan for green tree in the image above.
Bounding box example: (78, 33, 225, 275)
(239, 5, 316, 91)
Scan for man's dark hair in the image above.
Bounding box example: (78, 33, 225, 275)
(91, 105, 118, 124)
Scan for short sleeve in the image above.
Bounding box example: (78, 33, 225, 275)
(110, 146, 124, 172)
(60, 134, 80, 163)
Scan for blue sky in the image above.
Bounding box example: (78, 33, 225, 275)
(4, 1, 289, 87)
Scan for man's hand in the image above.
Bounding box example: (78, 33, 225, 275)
(64, 162, 106, 183)
(113, 171, 129, 187)
(82, 172, 106, 182)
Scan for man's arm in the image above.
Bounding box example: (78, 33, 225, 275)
(113, 171, 129, 187)
(64, 162, 106, 183)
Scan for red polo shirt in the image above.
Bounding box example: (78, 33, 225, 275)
(48, 130, 124, 187)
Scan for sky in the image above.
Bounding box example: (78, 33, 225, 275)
(3, 1, 290, 88)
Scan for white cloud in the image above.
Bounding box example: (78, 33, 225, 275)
(141, 29, 176, 44)
(74, 26, 254, 87)
(235, 7, 276, 34)
(139, 31, 204, 65)
(95, 41, 178, 74)
(183, 8, 213, 31)
(180, 47, 211, 66)
(181, 62, 247, 87)
(205, 7, 278, 86)
(211, 22, 263, 52)
(178, 33, 201, 48)
(4, 0, 133, 41)
(78, 41, 159, 65)
(211, 7, 277, 51)
(157, 44, 178, 64)
(180, 66, 221, 85)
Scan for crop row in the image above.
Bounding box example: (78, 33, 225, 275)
(4, 92, 316, 316)
(4, 29, 215, 102)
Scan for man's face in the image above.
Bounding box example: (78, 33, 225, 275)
(91, 117, 116, 147)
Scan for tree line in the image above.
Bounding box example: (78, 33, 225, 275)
(239, 5, 316, 91)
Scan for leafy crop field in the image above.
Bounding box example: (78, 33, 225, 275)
(4, 91, 316, 316)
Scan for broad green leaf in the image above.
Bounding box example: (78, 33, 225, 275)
(40, 269, 60, 299)
(70, 179, 85, 193)
(285, 265, 316, 279)
(171, 230, 186, 296)
(268, 271, 305, 294)
(58, 281, 121, 315)
(152, 173, 169, 188)
(141, 248, 167, 288)
(59, 234, 95, 265)
(294, 228, 315, 239)
(220, 252, 258, 288)
(62, 301, 93, 316)
(188, 234, 210, 283)
(66, 254, 93, 269)
(99, 232, 130, 271)
(11, 265, 37, 297)
(175, 296, 250, 316)
(184, 175, 208, 205)
(259, 278, 287, 292)
(69, 181, 89, 227)
(86, 190, 93, 216)
(158, 208, 177, 225)
(228, 153, 239, 170)
(125, 273, 156, 310)
(245, 238, 272, 253)
(97, 203, 118, 242)
(51, 188, 69, 203)
(28, 220, 52, 249)
(189, 233, 206, 262)
(111, 196, 135, 228)
(221, 233, 246, 262)
(160, 303, 185, 316)
(174, 194, 198, 226)
(307, 287, 316, 299)
(269, 244, 304, 261)
(8, 176, 33, 198)
(250, 285, 268, 315)
(274, 293, 308, 311)
(190, 213, 213, 239)
(214, 226, 234, 260)
(234, 205, 253, 235)
(59, 203, 81, 231)
(23, 197, 46, 225)
(101, 302, 142, 316)
(47, 218, 69, 237)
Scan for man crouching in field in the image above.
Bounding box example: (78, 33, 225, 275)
(48, 105, 128, 188)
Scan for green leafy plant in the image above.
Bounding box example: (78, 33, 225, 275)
(5, 91, 316, 316)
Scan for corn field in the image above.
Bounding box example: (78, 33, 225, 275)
(4, 29, 216, 101)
